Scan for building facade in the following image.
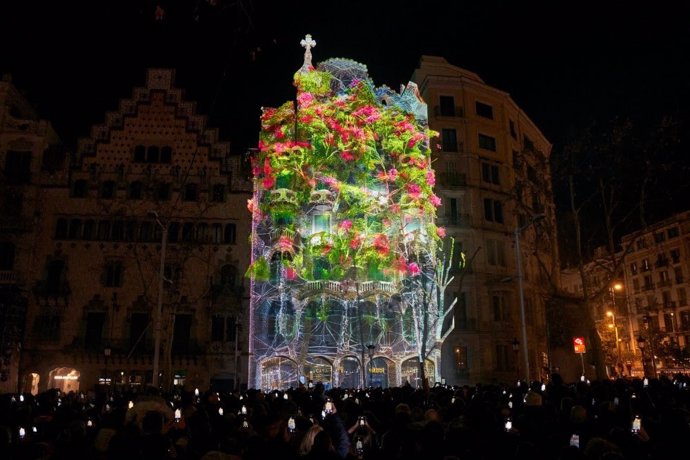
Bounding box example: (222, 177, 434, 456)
(0, 74, 62, 393)
(15, 69, 252, 394)
(247, 47, 450, 389)
(412, 56, 559, 385)
(621, 210, 690, 375)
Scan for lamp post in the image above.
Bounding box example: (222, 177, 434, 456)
(150, 211, 168, 389)
(514, 213, 545, 382)
(637, 335, 647, 377)
(606, 311, 621, 374)
(511, 338, 520, 381)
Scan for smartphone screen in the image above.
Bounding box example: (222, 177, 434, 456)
(570, 434, 579, 448)
(504, 418, 512, 431)
(631, 416, 641, 433)
(288, 417, 296, 432)
(325, 401, 333, 413)
(359, 416, 366, 426)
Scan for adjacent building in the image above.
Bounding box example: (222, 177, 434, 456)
(412, 56, 559, 385)
(11, 69, 252, 393)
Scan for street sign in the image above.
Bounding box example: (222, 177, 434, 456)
(573, 337, 586, 354)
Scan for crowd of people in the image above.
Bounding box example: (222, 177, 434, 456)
(1, 373, 690, 460)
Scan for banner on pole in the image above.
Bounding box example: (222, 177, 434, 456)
(573, 337, 586, 354)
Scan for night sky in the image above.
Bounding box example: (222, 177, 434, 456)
(2, 1, 690, 238)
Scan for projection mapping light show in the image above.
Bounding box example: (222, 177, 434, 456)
(246, 35, 459, 390)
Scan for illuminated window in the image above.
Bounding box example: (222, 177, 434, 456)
(312, 214, 330, 234)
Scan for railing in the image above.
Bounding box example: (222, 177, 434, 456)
(0, 270, 17, 284)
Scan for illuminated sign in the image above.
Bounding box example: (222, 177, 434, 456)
(573, 337, 586, 354)
(370, 367, 386, 374)
(53, 375, 79, 380)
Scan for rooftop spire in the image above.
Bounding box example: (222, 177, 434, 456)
(299, 34, 316, 72)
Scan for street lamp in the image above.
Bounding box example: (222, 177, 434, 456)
(606, 311, 621, 374)
(514, 213, 545, 382)
(511, 338, 520, 381)
(149, 211, 168, 389)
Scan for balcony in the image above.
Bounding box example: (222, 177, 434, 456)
(0, 270, 17, 285)
(309, 189, 335, 209)
(267, 188, 299, 209)
(33, 280, 71, 307)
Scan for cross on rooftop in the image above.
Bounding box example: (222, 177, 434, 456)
(300, 34, 316, 71)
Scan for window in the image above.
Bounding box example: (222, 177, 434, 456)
(160, 146, 172, 163)
(4, 150, 31, 185)
(83, 220, 95, 240)
(100, 181, 116, 199)
(674, 267, 684, 284)
(509, 120, 517, 139)
(492, 293, 510, 321)
(164, 263, 182, 285)
(441, 129, 458, 152)
(636, 238, 647, 250)
(495, 344, 511, 371)
(481, 163, 500, 185)
(146, 146, 160, 163)
(630, 262, 638, 275)
(55, 218, 68, 239)
(524, 135, 534, 151)
(641, 259, 651, 271)
(446, 198, 459, 225)
(84, 312, 105, 348)
(475, 101, 494, 119)
(654, 232, 666, 244)
(486, 239, 506, 266)
(478, 133, 496, 151)
(182, 222, 194, 242)
(44, 260, 66, 295)
(134, 145, 146, 162)
(671, 249, 681, 264)
(183, 183, 198, 201)
(667, 227, 679, 239)
(129, 313, 149, 349)
(68, 219, 82, 240)
(156, 182, 171, 201)
(0, 242, 15, 270)
(33, 315, 60, 341)
(212, 223, 223, 244)
(224, 223, 237, 244)
(168, 222, 180, 243)
(312, 214, 330, 234)
(104, 261, 123, 287)
(455, 345, 468, 373)
(212, 184, 226, 202)
(111, 221, 124, 241)
(483, 198, 503, 223)
(678, 288, 688, 307)
(439, 96, 456, 116)
(632, 278, 640, 292)
(128, 181, 143, 200)
(212, 316, 237, 342)
(172, 314, 192, 354)
(71, 180, 88, 198)
(643, 275, 654, 290)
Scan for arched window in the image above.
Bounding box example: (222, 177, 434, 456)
(212, 224, 222, 244)
(220, 264, 238, 287)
